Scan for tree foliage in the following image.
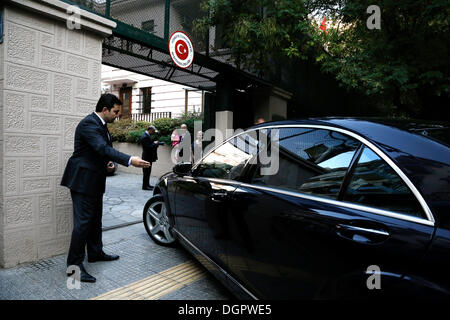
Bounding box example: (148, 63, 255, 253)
(194, 0, 449, 117)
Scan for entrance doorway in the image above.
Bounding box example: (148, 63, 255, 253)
(119, 86, 132, 119)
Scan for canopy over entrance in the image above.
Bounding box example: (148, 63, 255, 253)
(62, 0, 271, 92)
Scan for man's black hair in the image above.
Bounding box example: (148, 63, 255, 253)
(95, 93, 123, 112)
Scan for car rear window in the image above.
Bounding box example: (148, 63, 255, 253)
(409, 127, 450, 146)
(343, 146, 425, 218)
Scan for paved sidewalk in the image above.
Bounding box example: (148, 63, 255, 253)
(0, 223, 232, 300)
(102, 172, 159, 230)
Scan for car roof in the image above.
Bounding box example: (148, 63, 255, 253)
(252, 117, 450, 167)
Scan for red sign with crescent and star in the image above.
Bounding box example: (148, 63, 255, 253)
(169, 31, 194, 69)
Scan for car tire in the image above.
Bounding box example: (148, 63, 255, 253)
(143, 195, 177, 247)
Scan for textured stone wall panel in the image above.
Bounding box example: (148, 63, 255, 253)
(55, 177, 71, 205)
(38, 194, 53, 224)
(37, 236, 70, 260)
(6, 63, 49, 94)
(56, 205, 72, 236)
(31, 114, 60, 134)
(40, 32, 54, 47)
(54, 24, 66, 50)
(66, 29, 82, 54)
(53, 74, 73, 113)
(63, 117, 81, 148)
(5, 196, 34, 227)
(5, 91, 26, 132)
(0, 46, 4, 79)
(0, 141, 3, 169)
(83, 33, 102, 61)
(4, 228, 37, 267)
(0, 226, 4, 267)
(1, 4, 106, 267)
(22, 158, 43, 177)
(22, 178, 52, 194)
(75, 99, 95, 116)
(66, 54, 89, 77)
(37, 224, 56, 243)
(0, 82, 3, 143)
(6, 7, 54, 34)
(30, 94, 50, 112)
(6, 22, 37, 65)
(62, 151, 73, 171)
(46, 137, 60, 176)
(5, 135, 42, 156)
(0, 103, 3, 141)
(91, 61, 101, 98)
(5, 159, 18, 195)
(76, 78, 89, 98)
(40, 47, 64, 71)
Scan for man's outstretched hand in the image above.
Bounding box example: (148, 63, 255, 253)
(130, 156, 151, 168)
(107, 161, 115, 173)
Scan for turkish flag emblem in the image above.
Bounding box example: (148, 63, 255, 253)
(175, 40, 189, 60)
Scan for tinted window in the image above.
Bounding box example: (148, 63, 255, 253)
(411, 127, 450, 146)
(195, 131, 262, 180)
(251, 128, 360, 199)
(343, 147, 424, 218)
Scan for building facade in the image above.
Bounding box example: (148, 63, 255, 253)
(102, 65, 204, 120)
(0, 0, 115, 268)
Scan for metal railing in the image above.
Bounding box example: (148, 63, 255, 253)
(132, 112, 172, 122)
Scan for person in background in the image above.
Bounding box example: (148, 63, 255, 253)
(141, 125, 160, 190)
(255, 117, 265, 125)
(179, 123, 188, 142)
(61, 93, 150, 283)
(171, 128, 180, 147)
(192, 130, 203, 163)
(171, 124, 188, 163)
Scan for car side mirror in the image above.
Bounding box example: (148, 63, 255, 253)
(173, 162, 192, 176)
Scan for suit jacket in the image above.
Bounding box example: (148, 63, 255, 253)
(141, 132, 158, 163)
(61, 112, 131, 195)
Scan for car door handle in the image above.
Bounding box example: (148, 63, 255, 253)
(336, 223, 389, 244)
(210, 192, 228, 202)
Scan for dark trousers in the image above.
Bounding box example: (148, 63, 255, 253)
(142, 163, 153, 188)
(67, 190, 103, 266)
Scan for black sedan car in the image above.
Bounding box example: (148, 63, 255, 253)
(143, 118, 450, 299)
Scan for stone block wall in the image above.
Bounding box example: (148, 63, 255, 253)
(0, 2, 113, 268)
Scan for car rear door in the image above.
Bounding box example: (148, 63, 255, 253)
(227, 126, 435, 299)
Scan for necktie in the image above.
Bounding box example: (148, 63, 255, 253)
(104, 123, 111, 143)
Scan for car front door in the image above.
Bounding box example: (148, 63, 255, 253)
(227, 126, 435, 299)
(172, 137, 255, 272)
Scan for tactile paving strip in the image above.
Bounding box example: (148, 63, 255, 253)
(91, 261, 206, 300)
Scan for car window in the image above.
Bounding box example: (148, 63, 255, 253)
(251, 127, 360, 199)
(410, 126, 450, 147)
(343, 147, 424, 218)
(195, 131, 262, 180)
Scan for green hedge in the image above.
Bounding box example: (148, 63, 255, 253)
(109, 112, 203, 144)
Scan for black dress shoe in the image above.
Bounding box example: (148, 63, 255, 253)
(88, 252, 120, 263)
(67, 264, 96, 283)
(142, 186, 154, 190)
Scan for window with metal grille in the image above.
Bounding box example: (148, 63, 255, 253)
(141, 87, 152, 114)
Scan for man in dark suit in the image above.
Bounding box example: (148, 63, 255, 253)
(61, 94, 150, 283)
(141, 126, 159, 190)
